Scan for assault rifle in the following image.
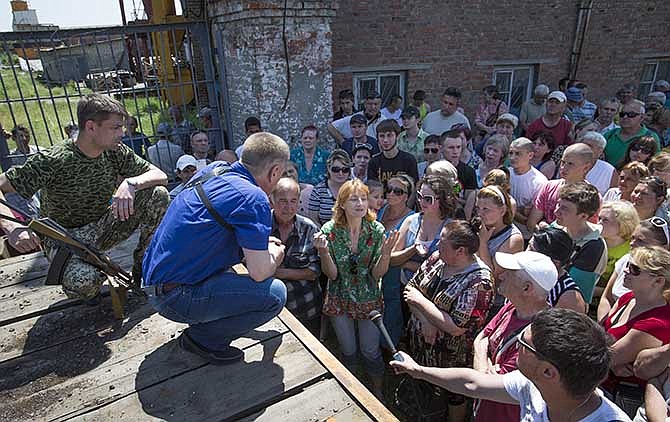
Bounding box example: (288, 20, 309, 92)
(0, 197, 139, 317)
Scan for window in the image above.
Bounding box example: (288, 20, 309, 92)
(353, 72, 406, 110)
(493, 65, 537, 116)
(639, 59, 670, 98)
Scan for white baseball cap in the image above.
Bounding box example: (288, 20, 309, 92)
(495, 251, 558, 292)
(176, 154, 198, 171)
(547, 91, 567, 103)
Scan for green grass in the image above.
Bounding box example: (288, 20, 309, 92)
(0, 67, 173, 149)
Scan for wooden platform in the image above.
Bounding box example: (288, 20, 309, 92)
(0, 236, 398, 421)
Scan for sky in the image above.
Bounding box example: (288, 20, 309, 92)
(0, 0, 182, 31)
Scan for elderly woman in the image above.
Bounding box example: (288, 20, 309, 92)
(632, 176, 670, 222)
(313, 179, 397, 398)
(307, 149, 352, 226)
(601, 246, 670, 417)
(475, 134, 509, 188)
(595, 201, 640, 300)
(572, 118, 600, 141)
(598, 218, 670, 322)
(290, 125, 329, 185)
(530, 131, 557, 180)
(622, 135, 659, 168)
(474, 85, 509, 138)
(581, 131, 619, 195)
(391, 174, 459, 285)
(376, 174, 416, 348)
(603, 161, 649, 203)
(403, 220, 495, 421)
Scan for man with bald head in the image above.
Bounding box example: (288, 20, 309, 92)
(527, 143, 594, 232)
(604, 99, 660, 168)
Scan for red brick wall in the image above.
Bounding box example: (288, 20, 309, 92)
(331, 0, 670, 120)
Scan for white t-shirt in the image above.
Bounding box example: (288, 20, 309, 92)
(421, 110, 471, 135)
(509, 166, 548, 210)
(503, 370, 632, 422)
(381, 107, 403, 126)
(331, 112, 381, 140)
(587, 160, 616, 195)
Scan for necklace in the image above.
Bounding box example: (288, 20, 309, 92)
(566, 392, 596, 421)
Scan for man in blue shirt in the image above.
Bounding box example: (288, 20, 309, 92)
(143, 132, 290, 365)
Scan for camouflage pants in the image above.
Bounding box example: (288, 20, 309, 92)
(45, 186, 169, 300)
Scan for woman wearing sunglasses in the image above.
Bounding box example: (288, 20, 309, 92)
(391, 174, 459, 286)
(312, 179, 398, 398)
(403, 220, 495, 422)
(622, 135, 659, 168)
(603, 161, 649, 203)
(600, 246, 670, 417)
(307, 149, 352, 226)
(631, 176, 670, 223)
(597, 217, 670, 320)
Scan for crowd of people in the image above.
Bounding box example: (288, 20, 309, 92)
(1, 77, 670, 422)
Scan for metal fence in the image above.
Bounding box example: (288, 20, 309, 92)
(0, 21, 230, 180)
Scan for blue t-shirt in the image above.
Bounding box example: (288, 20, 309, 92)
(142, 161, 271, 286)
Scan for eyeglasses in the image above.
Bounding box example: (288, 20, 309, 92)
(626, 261, 644, 276)
(620, 111, 641, 118)
(631, 144, 654, 154)
(424, 148, 440, 154)
(417, 192, 436, 204)
(386, 186, 406, 196)
(516, 327, 559, 368)
(349, 254, 360, 274)
(330, 166, 350, 174)
(650, 216, 670, 247)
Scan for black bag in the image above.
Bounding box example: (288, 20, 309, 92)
(394, 376, 448, 422)
(612, 382, 644, 418)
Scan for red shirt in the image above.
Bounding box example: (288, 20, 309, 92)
(601, 291, 670, 391)
(474, 302, 529, 422)
(526, 116, 573, 146)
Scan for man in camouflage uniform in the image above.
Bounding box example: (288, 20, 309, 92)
(0, 94, 169, 301)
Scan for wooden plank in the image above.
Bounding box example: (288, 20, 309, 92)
(0, 296, 152, 363)
(278, 309, 399, 422)
(64, 332, 327, 422)
(0, 312, 288, 422)
(238, 378, 373, 422)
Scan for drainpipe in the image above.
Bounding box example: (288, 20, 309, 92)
(569, 0, 594, 80)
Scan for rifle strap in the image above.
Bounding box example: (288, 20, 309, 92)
(46, 247, 72, 285)
(196, 183, 234, 232)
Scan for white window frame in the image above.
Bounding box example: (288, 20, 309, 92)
(493, 65, 536, 110)
(639, 59, 670, 98)
(352, 71, 406, 109)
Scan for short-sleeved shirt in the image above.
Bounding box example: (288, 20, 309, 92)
(509, 166, 548, 211)
(421, 110, 471, 135)
(367, 151, 419, 186)
(548, 273, 583, 308)
(503, 370, 631, 422)
(290, 146, 329, 185)
(397, 128, 430, 162)
(533, 179, 565, 224)
(271, 212, 322, 321)
(603, 126, 661, 168)
(474, 302, 528, 422)
(5, 139, 150, 229)
(569, 100, 597, 123)
(321, 218, 385, 319)
(526, 117, 573, 147)
(566, 223, 608, 304)
(307, 181, 336, 226)
(142, 161, 271, 286)
(341, 136, 380, 157)
(331, 112, 382, 140)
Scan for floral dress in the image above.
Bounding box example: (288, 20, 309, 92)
(407, 253, 494, 369)
(290, 146, 329, 185)
(321, 218, 385, 319)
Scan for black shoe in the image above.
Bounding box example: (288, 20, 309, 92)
(178, 331, 244, 365)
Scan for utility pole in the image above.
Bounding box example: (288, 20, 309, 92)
(119, 0, 127, 25)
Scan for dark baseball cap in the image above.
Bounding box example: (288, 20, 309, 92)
(401, 106, 420, 119)
(350, 114, 367, 125)
(352, 143, 374, 156)
(365, 90, 382, 100)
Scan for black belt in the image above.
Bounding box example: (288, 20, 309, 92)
(142, 282, 180, 298)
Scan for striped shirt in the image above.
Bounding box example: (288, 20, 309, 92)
(548, 273, 582, 307)
(307, 181, 336, 226)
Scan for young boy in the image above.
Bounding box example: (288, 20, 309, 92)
(508, 137, 548, 240)
(552, 181, 606, 305)
(368, 119, 418, 185)
(341, 114, 380, 157)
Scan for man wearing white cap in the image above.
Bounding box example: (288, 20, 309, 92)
(526, 91, 574, 148)
(169, 155, 198, 200)
(471, 251, 556, 422)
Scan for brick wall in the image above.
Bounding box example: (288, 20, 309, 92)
(206, 0, 339, 149)
(331, 0, 670, 121)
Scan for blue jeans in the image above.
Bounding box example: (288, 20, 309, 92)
(148, 272, 287, 351)
(330, 315, 384, 377)
(381, 266, 403, 349)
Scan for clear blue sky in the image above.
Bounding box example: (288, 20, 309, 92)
(0, 0, 182, 31)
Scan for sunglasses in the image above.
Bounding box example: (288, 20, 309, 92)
(424, 147, 440, 154)
(348, 254, 360, 274)
(650, 216, 670, 247)
(386, 186, 406, 196)
(620, 111, 641, 118)
(417, 192, 436, 204)
(516, 327, 559, 368)
(631, 144, 654, 154)
(330, 166, 350, 174)
(626, 261, 644, 277)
